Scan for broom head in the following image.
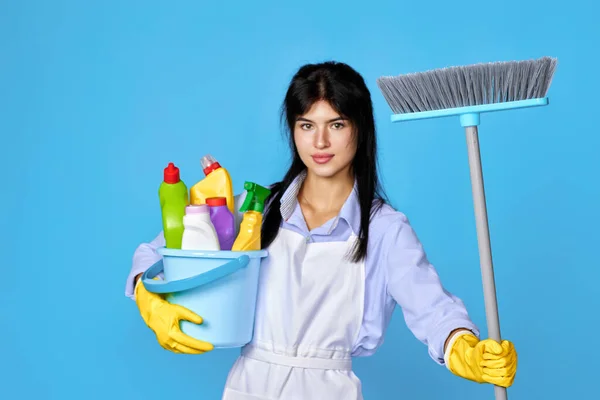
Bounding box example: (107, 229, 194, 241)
(377, 56, 558, 122)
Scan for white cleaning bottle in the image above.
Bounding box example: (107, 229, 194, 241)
(181, 204, 221, 251)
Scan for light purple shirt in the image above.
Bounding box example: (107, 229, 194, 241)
(124, 171, 479, 365)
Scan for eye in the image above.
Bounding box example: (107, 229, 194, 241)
(331, 122, 345, 129)
(300, 123, 313, 130)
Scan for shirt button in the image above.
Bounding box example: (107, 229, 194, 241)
(305, 236, 311, 243)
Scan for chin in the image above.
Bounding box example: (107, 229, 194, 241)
(308, 163, 348, 179)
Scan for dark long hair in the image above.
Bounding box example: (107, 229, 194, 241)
(261, 61, 387, 262)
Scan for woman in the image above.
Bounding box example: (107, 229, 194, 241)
(125, 61, 518, 399)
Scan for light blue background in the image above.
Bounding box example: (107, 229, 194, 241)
(2, 0, 598, 399)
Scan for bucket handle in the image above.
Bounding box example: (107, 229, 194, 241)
(141, 255, 250, 294)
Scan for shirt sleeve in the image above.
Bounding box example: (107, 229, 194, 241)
(124, 231, 165, 301)
(384, 213, 480, 365)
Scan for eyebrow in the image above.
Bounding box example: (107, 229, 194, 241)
(296, 117, 347, 123)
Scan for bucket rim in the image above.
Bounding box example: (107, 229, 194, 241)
(157, 247, 268, 259)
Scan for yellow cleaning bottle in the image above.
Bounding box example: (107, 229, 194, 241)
(232, 181, 271, 251)
(190, 154, 235, 214)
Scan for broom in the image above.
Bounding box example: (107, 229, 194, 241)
(376, 56, 558, 400)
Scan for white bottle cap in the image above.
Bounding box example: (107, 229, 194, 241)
(200, 154, 217, 170)
(186, 204, 209, 215)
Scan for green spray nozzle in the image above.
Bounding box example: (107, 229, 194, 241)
(239, 181, 271, 213)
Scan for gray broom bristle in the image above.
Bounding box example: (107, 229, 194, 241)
(376, 56, 558, 114)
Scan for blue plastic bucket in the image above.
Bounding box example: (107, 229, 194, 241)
(141, 247, 268, 348)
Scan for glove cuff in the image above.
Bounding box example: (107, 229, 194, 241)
(443, 329, 476, 368)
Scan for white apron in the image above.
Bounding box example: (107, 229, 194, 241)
(222, 227, 366, 400)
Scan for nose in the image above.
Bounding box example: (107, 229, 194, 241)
(313, 126, 330, 149)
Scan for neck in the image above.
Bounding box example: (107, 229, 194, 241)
(299, 168, 354, 213)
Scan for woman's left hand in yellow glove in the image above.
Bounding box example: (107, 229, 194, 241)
(445, 331, 517, 388)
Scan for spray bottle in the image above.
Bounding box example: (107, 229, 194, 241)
(159, 162, 188, 249)
(231, 181, 271, 251)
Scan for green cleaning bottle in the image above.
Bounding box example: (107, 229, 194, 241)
(159, 162, 189, 249)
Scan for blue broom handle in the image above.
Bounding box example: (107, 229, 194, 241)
(465, 125, 508, 400)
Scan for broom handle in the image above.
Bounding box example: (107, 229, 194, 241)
(464, 126, 508, 400)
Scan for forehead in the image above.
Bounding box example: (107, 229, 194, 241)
(299, 100, 342, 120)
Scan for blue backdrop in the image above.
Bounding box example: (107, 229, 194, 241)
(2, 1, 598, 399)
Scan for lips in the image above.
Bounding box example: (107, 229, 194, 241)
(311, 154, 334, 164)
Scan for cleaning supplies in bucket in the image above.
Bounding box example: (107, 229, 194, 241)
(181, 205, 221, 251)
(149, 160, 271, 348)
(206, 197, 236, 250)
(159, 162, 188, 249)
(190, 154, 235, 214)
(141, 248, 269, 348)
(232, 182, 271, 251)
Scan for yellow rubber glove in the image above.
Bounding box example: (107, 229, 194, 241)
(135, 278, 214, 354)
(446, 332, 517, 388)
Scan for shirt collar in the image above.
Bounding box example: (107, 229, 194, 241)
(279, 170, 361, 235)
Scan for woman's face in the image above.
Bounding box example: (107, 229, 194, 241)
(293, 100, 357, 180)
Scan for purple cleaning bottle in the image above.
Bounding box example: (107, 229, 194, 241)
(206, 197, 236, 250)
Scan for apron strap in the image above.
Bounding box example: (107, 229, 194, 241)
(241, 345, 353, 371)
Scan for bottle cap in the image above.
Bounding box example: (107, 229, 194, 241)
(206, 197, 227, 207)
(201, 154, 221, 175)
(163, 162, 180, 184)
(239, 181, 271, 213)
(186, 204, 209, 214)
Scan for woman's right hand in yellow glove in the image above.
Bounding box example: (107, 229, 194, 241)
(134, 277, 214, 354)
